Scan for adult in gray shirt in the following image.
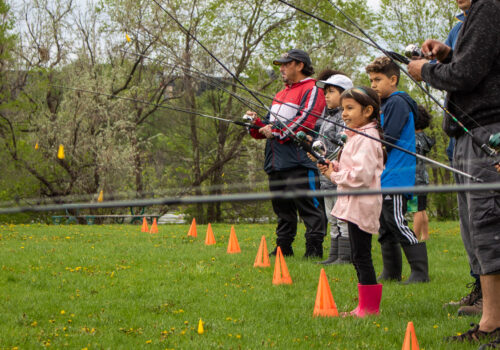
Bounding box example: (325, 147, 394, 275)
(408, 0, 500, 346)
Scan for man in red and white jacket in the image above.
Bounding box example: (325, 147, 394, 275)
(246, 49, 326, 258)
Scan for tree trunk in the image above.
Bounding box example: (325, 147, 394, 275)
(183, 35, 204, 223)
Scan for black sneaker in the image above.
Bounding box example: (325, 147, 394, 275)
(304, 244, 323, 259)
(446, 323, 500, 343)
(269, 246, 294, 257)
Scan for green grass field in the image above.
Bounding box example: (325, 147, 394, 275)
(0, 222, 483, 349)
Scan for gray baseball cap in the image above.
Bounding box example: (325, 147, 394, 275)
(273, 49, 312, 67)
(316, 74, 353, 91)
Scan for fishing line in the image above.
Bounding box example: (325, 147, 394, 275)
(123, 4, 484, 181)
(52, 85, 260, 130)
(124, 45, 482, 181)
(278, 0, 498, 163)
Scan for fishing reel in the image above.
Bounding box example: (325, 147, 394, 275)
(489, 133, 500, 150)
(404, 44, 424, 60)
(242, 114, 254, 122)
(315, 134, 348, 161)
(339, 134, 347, 144)
(312, 140, 327, 157)
(296, 130, 308, 141)
(295, 131, 328, 165)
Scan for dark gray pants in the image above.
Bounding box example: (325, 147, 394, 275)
(454, 122, 500, 275)
(268, 167, 326, 247)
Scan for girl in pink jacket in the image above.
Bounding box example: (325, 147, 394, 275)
(318, 86, 385, 317)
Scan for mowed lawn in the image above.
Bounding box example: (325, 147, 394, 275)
(0, 222, 481, 349)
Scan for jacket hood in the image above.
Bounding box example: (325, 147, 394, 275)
(387, 91, 419, 122)
(455, 9, 468, 22)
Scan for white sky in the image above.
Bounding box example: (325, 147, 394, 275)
(367, 0, 381, 10)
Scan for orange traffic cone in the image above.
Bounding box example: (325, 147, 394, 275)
(227, 226, 241, 253)
(205, 223, 216, 245)
(272, 247, 292, 285)
(150, 218, 159, 234)
(141, 217, 149, 232)
(402, 321, 419, 350)
(313, 268, 339, 317)
(253, 236, 270, 267)
(187, 218, 197, 237)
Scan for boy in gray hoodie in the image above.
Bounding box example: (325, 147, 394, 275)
(312, 71, 353, 264)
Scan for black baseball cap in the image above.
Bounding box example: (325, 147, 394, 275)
(273, 49, 312, 67)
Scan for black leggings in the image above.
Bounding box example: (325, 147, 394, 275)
(348, 222, 377, 285)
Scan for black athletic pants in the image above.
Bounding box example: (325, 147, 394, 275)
(348, 222, 377, 285)
(378, 194, 418, 245)
(268, 167, 326, 248)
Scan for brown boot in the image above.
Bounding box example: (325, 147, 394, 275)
(458, 297, 483, 316)
(444, 281, 482, 307)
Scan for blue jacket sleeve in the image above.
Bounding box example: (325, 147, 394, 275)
(382, 96, 411, 151)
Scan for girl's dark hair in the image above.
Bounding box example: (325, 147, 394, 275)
(340, 86, 387, 163)
(415, 105, 432, 130)
(317, 68, 347, 81)
(317, 68, 348, 93)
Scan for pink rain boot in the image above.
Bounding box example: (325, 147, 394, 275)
(347, 283, 383, 317)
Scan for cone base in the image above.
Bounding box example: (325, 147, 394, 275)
(313, 309, 339, 317)
(254, 262, 271, 268)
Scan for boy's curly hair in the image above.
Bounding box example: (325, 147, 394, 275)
(415, 105, 433, 130)
(365, 56, 400, 85)
(316, 68, 346, 81)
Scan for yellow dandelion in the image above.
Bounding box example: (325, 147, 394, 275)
(60, 310, 66, 315)
(197, 319, 204, 334)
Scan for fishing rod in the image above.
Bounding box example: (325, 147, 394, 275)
(275, 0, 411, 65)
(120, 49, 347, 148)
(151, 0, 331, 165)
(119, 49, 274, 107)
(122, 32, 482, 180)
(53, 85, 260, 130)
(56, 83, 458, 178)
(134, 3, 482, 180)
(325, 0, 499, 162)
(278, 0, 499, 165)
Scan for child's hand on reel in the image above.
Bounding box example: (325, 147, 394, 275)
(317, 160, 339, 182)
